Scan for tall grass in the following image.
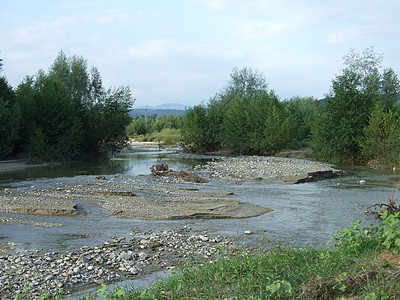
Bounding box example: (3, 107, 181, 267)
(133, 128, 181, 146)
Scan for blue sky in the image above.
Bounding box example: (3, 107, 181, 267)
(1, 0, 399, 108)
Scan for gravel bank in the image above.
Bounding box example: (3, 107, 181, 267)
(0, 226, 239, 299)
(201, 156, 343, 183)
(0, 177, 271, 219)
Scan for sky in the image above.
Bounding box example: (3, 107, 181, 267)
(1, 0, 399, 108)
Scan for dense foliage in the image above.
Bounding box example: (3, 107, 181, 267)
(182, 67, 295, 155)
(0, 52, 133, 162)
(0, 77, 21, 158)
(312, 47, 400, 164)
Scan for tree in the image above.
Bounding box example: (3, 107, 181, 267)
(250, 92, 291, 155)
(222, 96, 254, 154)
(89, 86, 133, 156)
(283, 96, 319, 148)
(182, 67, 272, 153)
(358, 104, 400, 167)
(222, 66, 268, 99)
(0, 77, 21, 159)
(182, 104, 210, 153)
(15, 51, 134, 161)
(18, 74, 83, 161)
(126, 117, 148, 137)
(312, 47, 400, 163)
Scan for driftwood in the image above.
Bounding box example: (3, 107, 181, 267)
(151, 163, 207, 183)
(365, 198, 398, 219)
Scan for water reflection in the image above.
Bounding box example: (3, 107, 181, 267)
(0, 148, 209, 184)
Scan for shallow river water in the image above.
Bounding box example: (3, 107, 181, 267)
(1, 147, 398, 255)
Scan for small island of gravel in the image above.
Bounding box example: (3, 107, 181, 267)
(202, 156, 343, 183)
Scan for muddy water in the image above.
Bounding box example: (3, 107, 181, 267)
(0, 148, 398, 256)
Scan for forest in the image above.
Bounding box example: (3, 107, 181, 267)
(1, 47, 400, 168)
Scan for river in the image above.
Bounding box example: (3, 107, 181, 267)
(0, 147, 397, 256)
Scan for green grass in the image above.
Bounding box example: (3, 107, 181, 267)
(137, 246, 397, 299)
(133, 128, 182, 146)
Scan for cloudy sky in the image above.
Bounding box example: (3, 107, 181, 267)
(1, 0, 399, 108)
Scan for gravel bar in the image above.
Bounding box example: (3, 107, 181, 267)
(201, 156, 343, 182)
(0, 226, 241, 299)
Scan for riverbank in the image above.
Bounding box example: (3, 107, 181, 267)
(0, 226, 239, 299)
(0, 159, 56, 173)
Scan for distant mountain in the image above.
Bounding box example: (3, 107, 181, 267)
(135, 103, 187, 110)
(130, 103, 187, 118)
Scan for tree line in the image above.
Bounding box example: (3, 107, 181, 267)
(181, 47, 400, 168)
(2, 47, 399, 168)
(0, 51, 133, 162)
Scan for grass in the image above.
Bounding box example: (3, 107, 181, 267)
(132, 128, 182, 146)
(137, 246, 399, 299)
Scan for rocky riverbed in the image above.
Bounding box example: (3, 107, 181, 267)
(201, 156, 343, 183)
(0, 226, 241, 299)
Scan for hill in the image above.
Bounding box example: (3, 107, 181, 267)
(130, 108, 186, 117)
(130, 103, 187, 117)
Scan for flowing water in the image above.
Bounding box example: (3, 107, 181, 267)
(0, 148, 399, 277)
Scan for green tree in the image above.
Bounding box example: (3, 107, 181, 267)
(182, 104, 210, 153)
(126, 117, 148, 137)
(182, 67, 272, 153)
(312, 47, 400, 163)
(358, 104, 400, 167)
(222, 96, 253, 154)
(222, 66, 268, 99)
(15, 51, 134, 161)
(250, 92, 291, 155)
(283, 96, 319, 148)
(18, 74, 83, 161)
(0, 76, 21, 159)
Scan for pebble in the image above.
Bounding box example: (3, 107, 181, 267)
(203, 156, 337, 181)
(0, 226, 237, 299)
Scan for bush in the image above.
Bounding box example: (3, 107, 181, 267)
(153, 128, 181, 145)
